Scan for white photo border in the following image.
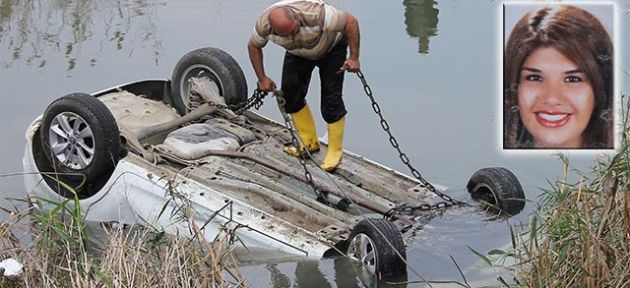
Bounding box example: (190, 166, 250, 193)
(498, 1, 620, 155)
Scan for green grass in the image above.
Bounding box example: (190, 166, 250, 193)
(0, 184, 244, 287)
(509, 98, 629, 287)
(468, 97, 630, 287)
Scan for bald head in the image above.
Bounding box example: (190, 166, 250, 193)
(269, 7, 299, 36)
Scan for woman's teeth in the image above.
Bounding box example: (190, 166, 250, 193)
(537, 113, 568, 121)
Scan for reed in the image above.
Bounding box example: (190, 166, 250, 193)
(0, 184, 244, 288)
(508, 97, 630, 287)
(467, 97, 629, 287)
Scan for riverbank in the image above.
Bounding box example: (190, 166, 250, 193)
(0, 197, 244, 287)
(508, 100, 630, 287)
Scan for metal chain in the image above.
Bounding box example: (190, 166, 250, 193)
(273, 91, 330, 204)
(191, 89, 328, 205)
(188, 78, 464, 214)
(232, 89, 267, 114)
(185, 83, 330, 205)
(355, 70, 466, 213)
(188, 86, 266, 115)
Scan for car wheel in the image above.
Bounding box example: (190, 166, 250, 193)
(171, 47, 248, 114)
(40, 93, 121, 184)
(466, 167, 526, 216)
(346, 218, 407, 279)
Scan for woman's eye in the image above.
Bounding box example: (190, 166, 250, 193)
(525, 74, 542, 81)
(564, 75, 583, 83)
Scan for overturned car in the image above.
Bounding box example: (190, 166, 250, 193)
(23, 47, 525, 280)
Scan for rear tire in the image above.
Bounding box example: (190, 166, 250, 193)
(466, 167, 525, 216)
(171, 47, 248, 114)
(346, 218, 407, 279)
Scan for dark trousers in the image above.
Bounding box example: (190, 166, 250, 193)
(281, 37, 348, 123)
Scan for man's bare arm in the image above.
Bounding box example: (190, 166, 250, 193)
(342, 13, 360, 72)
(248, 40, 276, 91)
(248, 41, 266, 81)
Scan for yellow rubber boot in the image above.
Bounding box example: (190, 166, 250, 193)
(283, 105, 320, 157)
(321, 117, 345, 172)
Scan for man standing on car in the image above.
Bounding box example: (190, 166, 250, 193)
(248, 0, 360, 172)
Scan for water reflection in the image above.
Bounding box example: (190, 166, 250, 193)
(294, 261, 332, 287)
(0, 0, 163, 72)
(267, 258, 407, 288)
(403, 0, 439, 54)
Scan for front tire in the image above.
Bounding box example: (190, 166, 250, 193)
(40, 93, 121, 184)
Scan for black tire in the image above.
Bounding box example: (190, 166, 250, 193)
(40, 93, 121, 183)
(466, 167, 526, 216)
(346, 218, 407, 279)
(171, 47, 248, 114)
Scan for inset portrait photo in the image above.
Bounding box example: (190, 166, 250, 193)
(503, 3, 615, 150)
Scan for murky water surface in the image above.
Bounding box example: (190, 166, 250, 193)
(1, 0, 628, 286)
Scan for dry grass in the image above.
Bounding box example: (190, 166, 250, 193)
(0, 196, 244, 288)
(508, 98, 630, 287)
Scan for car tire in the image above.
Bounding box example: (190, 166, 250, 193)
(466, 167, 526, 215)
(40, 93, 121, 184)
(346, 218, 407, 279)
(171, 47, 248, 114)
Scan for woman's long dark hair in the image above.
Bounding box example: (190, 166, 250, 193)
(504, 5, 613, 149)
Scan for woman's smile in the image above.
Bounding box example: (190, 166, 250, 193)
(535, 111, 571, 127)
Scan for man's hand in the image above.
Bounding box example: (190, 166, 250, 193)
(341, 58, 360, 73)
(257, 76, 277, 92)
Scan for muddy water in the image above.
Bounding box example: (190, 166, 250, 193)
(1, 0, 628, 286)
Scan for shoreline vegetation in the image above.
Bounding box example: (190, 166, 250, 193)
(497, 97, 629, 287)
(1, 194, 244, 287)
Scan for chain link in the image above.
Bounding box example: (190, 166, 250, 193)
(355, 70, 466, 213)
(273, 91, 330, 204)
(231, 89, 267, 114)
(188, 86, 267, 115)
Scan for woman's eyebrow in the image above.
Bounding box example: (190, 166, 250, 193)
(564, 69, 583, 74)
(520, 67, 583, 74)
(521, 67, 541, 73)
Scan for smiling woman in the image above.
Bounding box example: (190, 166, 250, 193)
(503, 4, 614, 149)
